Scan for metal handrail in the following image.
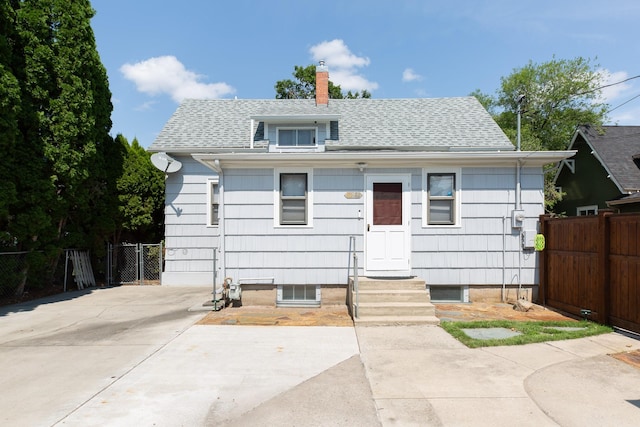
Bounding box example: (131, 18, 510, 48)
(348, 236, 359, 319)
(353, 251, 359, 319)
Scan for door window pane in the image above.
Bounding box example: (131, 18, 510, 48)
(373, 182, 402, 225)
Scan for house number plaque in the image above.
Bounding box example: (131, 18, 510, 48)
(344, 192, 363, 199)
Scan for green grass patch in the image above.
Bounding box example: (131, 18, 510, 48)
(440, 319, 612, 348)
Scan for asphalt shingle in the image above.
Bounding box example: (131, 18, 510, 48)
(580, 125, 640, 192)
(149, 97, 513, 152)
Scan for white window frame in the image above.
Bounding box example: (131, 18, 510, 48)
(276, 127, 318, 148)
(274, 168, 313, 228)
(207, 177, 220, 227)
(422, 167, 462, 228)
(577, 205, 598, 216)
(277, 284, 321, 307)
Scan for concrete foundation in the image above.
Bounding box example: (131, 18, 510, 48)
(235, 284, 348, 307)
(469, 285, 538, 303)
(236, 283, 540, 306)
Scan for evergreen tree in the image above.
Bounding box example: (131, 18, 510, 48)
(115, 135, 164, 243)
(3, 0, 117, 284)
(0, 1, 20, 241)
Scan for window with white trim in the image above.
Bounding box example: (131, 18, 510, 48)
(277, 284, 321, 306)
(577, 205, 598, 216)
(422, 168, 461, 227)
(275, 169, 313, 226)
(207, 178, 220, 226)
(277, 127, 316, 147)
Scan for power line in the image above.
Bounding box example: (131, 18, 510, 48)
(608, 93, 640, 113)
(575, 74, 640, 96)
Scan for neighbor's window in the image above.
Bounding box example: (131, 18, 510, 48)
(208, 178, 220, 226)
(278, 128, 316, 147)
(280, 173, 308, 225)
(427, 173, 456, 225)
(577, 205, 598, 216)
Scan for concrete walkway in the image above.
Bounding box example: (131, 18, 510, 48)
(357, 326, 640, 426)
(0, 286, 639, 426)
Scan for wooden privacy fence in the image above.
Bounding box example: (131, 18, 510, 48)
(539, 210, 640, 334)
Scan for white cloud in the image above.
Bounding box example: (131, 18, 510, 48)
(309, 39, 378, 92)
(120, 55, 235, 103)
(135, 100, 157, 111)
(402, 68, 422, 82)
(596, 69, 633, 104)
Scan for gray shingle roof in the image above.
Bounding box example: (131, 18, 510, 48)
(578, 125, 640, 192)
(149, 97, 513, 152)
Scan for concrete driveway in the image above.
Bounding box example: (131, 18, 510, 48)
(1, 286, 639, 426)
(0, 286, 371, 426)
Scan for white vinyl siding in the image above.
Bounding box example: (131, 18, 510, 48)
(413, 166, 544, 289)
(162, 161, 544, 294)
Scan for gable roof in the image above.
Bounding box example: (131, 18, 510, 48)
(149, 96, 514, 153)
(567, 125, 640, 193)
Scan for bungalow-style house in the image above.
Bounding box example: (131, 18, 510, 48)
(149, 64, 572, 311)
(554, 125, 640, 215)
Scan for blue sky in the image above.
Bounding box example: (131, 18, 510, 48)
(91, 0, 640, 148)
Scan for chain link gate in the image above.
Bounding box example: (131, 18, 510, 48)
(107, 243, 163, 286)
(0, 252, 29, 299)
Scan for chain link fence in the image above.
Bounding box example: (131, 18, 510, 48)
(0, 252, 29, 299)
(107, 243, 162, 286)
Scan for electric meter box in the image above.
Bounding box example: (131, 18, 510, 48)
(522, 229, 537, 249)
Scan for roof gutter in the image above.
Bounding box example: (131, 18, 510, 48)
(191, 150, 576, 170)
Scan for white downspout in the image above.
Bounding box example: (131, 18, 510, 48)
(502, 216, 506, 302)
(212, 159, 225, 282)
(516, 95, 524, 300)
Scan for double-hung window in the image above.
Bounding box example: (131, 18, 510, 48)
(280, 173, 308, 225)
(277, 128, 316, 147)
(425, 171, 458, 225)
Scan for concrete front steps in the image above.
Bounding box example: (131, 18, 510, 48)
(349, 277, 440, 326)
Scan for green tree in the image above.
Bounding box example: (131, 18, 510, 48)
(0, 0, 20, 239)
(0, 0, 118, 287)
(474, 57, 607, 151)
(472, 57, 608, 210)
(115, 135, 165, 243)
(275, 64, 372, 99)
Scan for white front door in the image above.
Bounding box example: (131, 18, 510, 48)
(365, 174, 411, 276)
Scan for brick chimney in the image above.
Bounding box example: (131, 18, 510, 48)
(316, 60, 329, 106)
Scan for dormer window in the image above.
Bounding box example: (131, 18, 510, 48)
(277, 127, 316, 147)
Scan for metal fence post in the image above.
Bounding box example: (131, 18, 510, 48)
(159, 241, 163, 286)
(138, 243, 144, 286)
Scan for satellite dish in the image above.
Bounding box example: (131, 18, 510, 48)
(151, 152, 182, 173)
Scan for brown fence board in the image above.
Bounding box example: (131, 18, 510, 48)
(540, 211, 640, 333)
